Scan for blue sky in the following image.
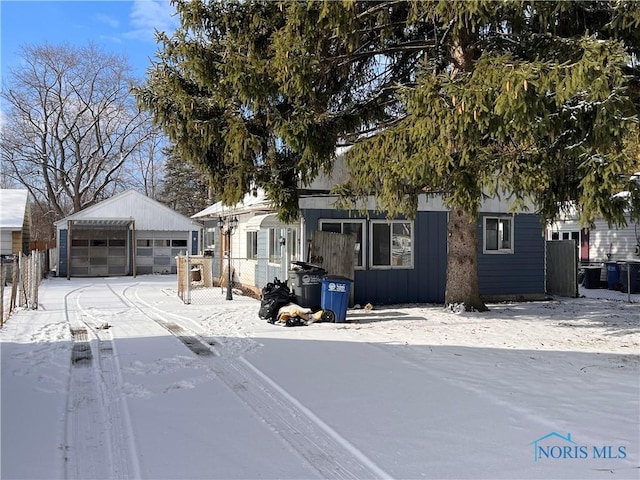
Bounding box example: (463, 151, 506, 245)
(0, 0, 180, 79)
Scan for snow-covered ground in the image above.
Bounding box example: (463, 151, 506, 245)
(1, 276, 638, 479)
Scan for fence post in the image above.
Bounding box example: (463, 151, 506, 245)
(32, 250, 40, 309)
(10, 256, 18, 313)
(185, 251, 191, 305)
(1, 263, 4, 328)
(18, 253, 26, 308)
(627, 260, 631, 303)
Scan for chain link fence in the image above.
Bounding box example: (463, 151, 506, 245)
(1, 251, 48, 327)
(578, 261, 640, 303)
(177, 254, 286, 305)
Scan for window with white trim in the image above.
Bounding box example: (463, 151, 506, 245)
(287, 228, 299, 261)
(268, 228, 281, 264)
(246, 231, 258, 259)
(204, 226, 216, 251)
(319, 220, 365, 268)
(484, 216, 514, 253)
(370, 220, 413, 268)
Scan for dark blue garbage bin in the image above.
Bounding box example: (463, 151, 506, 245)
(605, 262, 620, 290)
(619, 261, 640, 294)
(582, 266, 602, 289)
(320, 276, 352, 323)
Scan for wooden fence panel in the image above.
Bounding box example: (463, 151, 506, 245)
(309, 230, 355, 306)
(309, 230, 355, 280)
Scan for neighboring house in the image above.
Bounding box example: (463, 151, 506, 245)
(0, 189, 31, 257)
(192, 189, 300, 289)
(55, 190, 201, 277)
(195, 152, 546, 305)
(547, 200, 640, 265)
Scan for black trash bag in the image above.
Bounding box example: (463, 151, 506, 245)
(284, 316, 306, 327)
(258, 278, 296, 323)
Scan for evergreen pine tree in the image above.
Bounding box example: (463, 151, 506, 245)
(160, 147, 211, 218)
(136, 1, 639, 310)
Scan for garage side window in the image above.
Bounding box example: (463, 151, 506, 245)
(370, 221, 413, 268)
(484, 217, 513, 253)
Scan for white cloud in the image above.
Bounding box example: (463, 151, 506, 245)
(127, 0, 180, 42)
(95, 13, 120, 29)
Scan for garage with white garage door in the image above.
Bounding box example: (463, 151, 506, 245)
(55, 190, 201, 278)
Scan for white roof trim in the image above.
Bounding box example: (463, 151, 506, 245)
(192, 189, 271, 219)
(245, 213, 283, 231)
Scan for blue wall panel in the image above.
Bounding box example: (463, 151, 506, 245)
(301, 209, 448, 305)
(191, 231, 199, 255)
(58, 229, 67, 277)
(477, 214, 545, 297)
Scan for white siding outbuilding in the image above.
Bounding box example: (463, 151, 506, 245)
(55, 190, 202, 277)
(0, 189, 31, 256)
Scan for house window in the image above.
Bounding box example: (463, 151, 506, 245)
(268, 228, 281, 264)
(484, 216, 513, 253)
(319, 220, 365, 267)
(563, 231, 579, 241)
(370, 220, 413, 268)
(204, 227, 216, 251)
(287, 229, 299, 261)
(246, 231, 258, 259)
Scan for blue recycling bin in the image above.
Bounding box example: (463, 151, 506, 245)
(605, 262, 620, 290)
(320, 276, 352, 323)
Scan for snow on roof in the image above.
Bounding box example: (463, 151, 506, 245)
(0, 189, 29, 229)
(192, 189, 272, 218)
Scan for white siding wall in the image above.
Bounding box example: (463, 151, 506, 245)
(589, 219, 640, 262)
(0, 230, 13, 256)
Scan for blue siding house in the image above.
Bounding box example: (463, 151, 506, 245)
(299, 203, 545, 305)
(193, 152, 546, 305)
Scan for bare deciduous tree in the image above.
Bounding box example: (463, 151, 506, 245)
(1, 42, 159, 227)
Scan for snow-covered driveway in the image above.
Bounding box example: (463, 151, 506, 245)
(1, 276, 638, 479)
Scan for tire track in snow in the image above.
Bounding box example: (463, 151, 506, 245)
(126, 283, 391, 479)
(63, 285, 140, 480)
(120, 284, 216, 357)
(219, 356, 393, 480)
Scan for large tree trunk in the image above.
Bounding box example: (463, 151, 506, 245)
(445, 205, 488, 311)
(443, 26, 487, 312)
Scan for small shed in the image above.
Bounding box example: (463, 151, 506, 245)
(0, 189, 31, 256)
(55, 190, 201, 278)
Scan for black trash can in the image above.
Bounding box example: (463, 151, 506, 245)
(582, 266, 602, 289)
(288, 261, 327, 310)
(619, 261, 640, 294)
